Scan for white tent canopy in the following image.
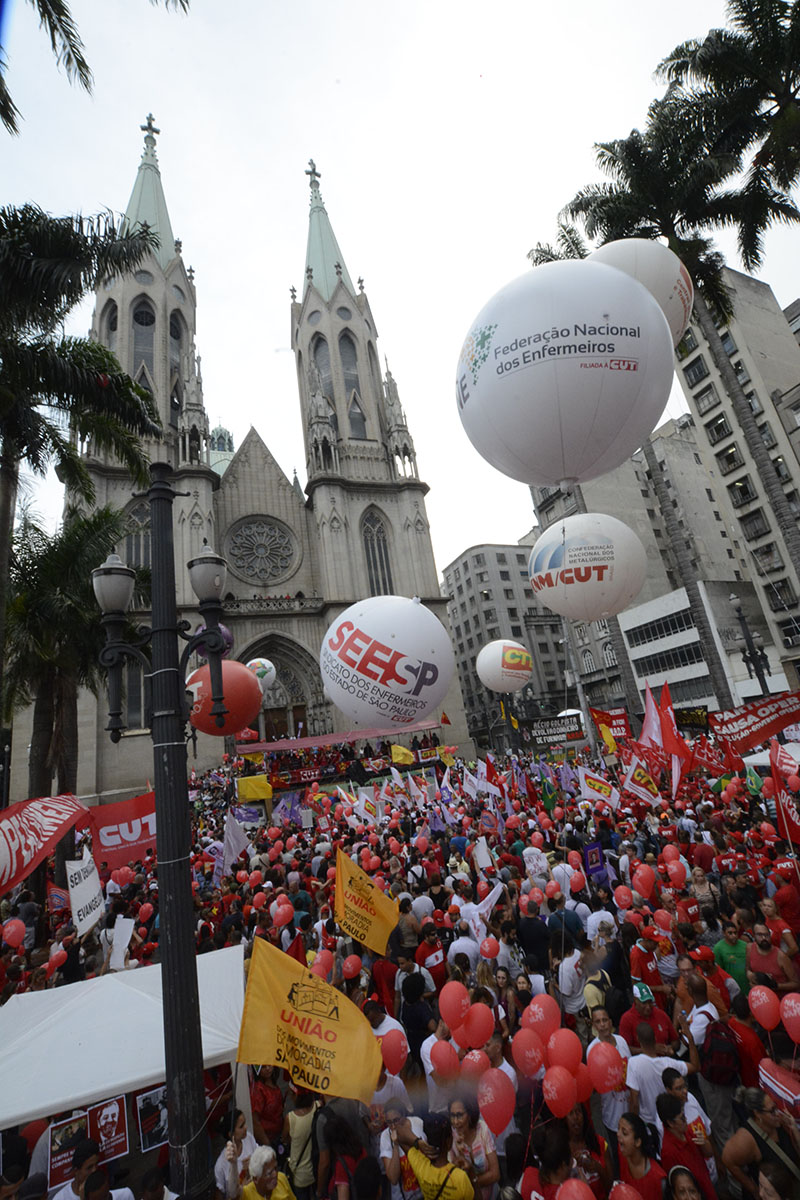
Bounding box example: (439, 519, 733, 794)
(743, 741, 800, 769)
(0, 945, 244, 1128)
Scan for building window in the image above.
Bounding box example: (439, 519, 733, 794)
(728, 476, 758, 507)
(626, 608, 695, 647)
(508, 607, 518, 618)
(766, 578, 798, 611)
(632, 642, 705, 674)
(774, 456, 791, 482)
(752, 543, 784, 572)
(132, 299, 155, 378)
(675, 327, 698, 361)
(103, 302, 118, 354)
(706, 414, 732, 445)
(349, 397, 367, 439)
(694, 382, 720, 415)
(716, 444, 745, 475)
(747, 391, 763, 416)
(339, 332, 361, 402)
(125, 500, 151, 569)
(511, 625, 522, 637)
(595, 619, 609, 635)
(602, 642, 617, 667)
(720, 330, 737, 356)
(472, 553, 486, 567)
(683, 355, 709, 388)
(362, 510, 393, 595)
(582, 650, 596, 672)
(516, 553, 526, 565)
(313, 336, 334, 401)
(504, 588, 514, 600)
(733, 360, 751, 385)
(497, 552, 507, 563)
(759, 422, 777, 450)
(499, 570, 510, 580)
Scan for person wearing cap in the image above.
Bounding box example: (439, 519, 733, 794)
(630, 926, 672, 1012)
(619, 984, 680, 1054)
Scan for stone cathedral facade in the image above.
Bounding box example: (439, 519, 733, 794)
(10, 122, 470, 800)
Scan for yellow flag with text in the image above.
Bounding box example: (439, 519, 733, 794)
(335, 848, 399, 955)
(238, 938, 381, 1102)
(390, 744, 415, 764)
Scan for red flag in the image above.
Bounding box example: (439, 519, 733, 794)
(659, 683, 690, 761)
(641, 683, 663, 749)
(720, 735, 745, 774)
(525, 774, 539, 806)
(770, 739, 800, 846)
(440, 711, 451, 725)
(284, 931, 308, 965)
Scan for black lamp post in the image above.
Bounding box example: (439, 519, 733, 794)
(729, 593, 771, 699)
(92, 462, 229, 1200)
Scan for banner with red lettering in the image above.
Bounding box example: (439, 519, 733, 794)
(0, 794, 87, 895)
(589, 707, 631, 741)
(771, 739, 800, 846)
(709, 691, 800, 754)
(87, 791, 156, 870)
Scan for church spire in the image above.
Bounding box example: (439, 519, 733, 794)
(122, 114, 177, 270)
(304, 160, 355, 302)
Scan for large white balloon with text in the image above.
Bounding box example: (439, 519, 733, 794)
(319, 595, 455, 727)
(589, 239, 694, 346)
(476, 640, 533, 693)
(455, 260, 674, 485)
(528, 512, 647, 621)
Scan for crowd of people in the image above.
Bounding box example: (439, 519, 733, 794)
(2, 742, 800, 1200)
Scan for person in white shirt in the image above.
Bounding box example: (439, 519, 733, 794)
(364, 1000, 406, 1040)
(552, 859, 574, 895)
(447, 925, 480, 971)
(625, 1022, 699, 1128)
(565, 897, 591, 931)
(50, 1140, 101, 1200)
(686, 974, 719, 1046)
(380, 1102, 424, 1200)
(554, 940, 591, 1024)
(586, 909, 617, 943)
(587, 1007, 631, 1140)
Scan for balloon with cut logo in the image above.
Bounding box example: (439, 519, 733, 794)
(588, 238, 694, 347)
(319, 596, 454, 727)
(246, 658, 277, 690)
(455, 260, 674, 486)
(528, 513, 646, 622)
(187, 660, 262, 736)
(476, 639, 533, 693)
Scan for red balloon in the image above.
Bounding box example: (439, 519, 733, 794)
(780, 993, 800, 1043)
(545, 880, 561, 899)
(574, 1061, 593, 1104)
(268, 826, 281, 840)
(187, 660, 262, 736)
(315, 948, 334, 973)
(274, 905, 294, 927)
(138, 926, 148, 939)
(511, 1028, 545, 1077)
(542, 1065, 577, 1118)
(236, 870, 248, 883)
(460, 1049, 490, 1080)
(625, 910, 643, 928)
(553, 807, 564, 821)
(761, 777, 775, 797)
(416, 836, 429, 854)
(389, 838, 401, 856)
(632, 865, 655, 899)
(667, 861, 686, 888)
(568, 850, 582, 869)
(440, 980, 471, 1031)
(614, 886, 632, 909)
(310, 960, 327, 977)
(286, 836, 297, 850)
(111, 870, 122, 885)
(477, 1067, 516, 1135)
(381, 1028, 409, 1075)
(519, 894, 530, 916)
(51, 948, 68, 969)
(654, 908, 672, 930)
(540, 817, 553, 831)
(268, 848, 280, 863)
(252, 892, 267, 910)
(587, 1041, 626, 1093)
(788, 774, 800, 792)
(249, 870, 263, 887)
(547, 1028, 582, 1074)
(531, 832, 544, 849)
(610, 1186, 642, 1200)
(530, 887, 545, 905)
(139, 902, 154, 922)
(662, 845, 680, 863)
(326, 867, 336, 880)
(569, 872, 586, 894)
(556, 1182, 594, 1200)
(369, 856, 381, 871)
(2, 919, 25, 948)
(521, 994, 561, 1042)
(342, 954, 362, 980)
(480, 936, 499, 960)
(749, 984, 781, 1031)
(431, 1039, 461, 1079)
(477, 880, 490, 900)
(463, 1003, 495, 1049)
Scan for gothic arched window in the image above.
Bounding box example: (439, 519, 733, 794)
(349, 397, 367, 439)
(132, 298, 155, 378)
(313, 337, 333, 400)
(339, 332, 361, 400)
(582, 650, 596, 673)
(602, 641, 617, 668)
(362, 510, 393, 596)
(125, 500, 151, 569)
(103, 302, 118, 354)
(169, 312, 182, 378)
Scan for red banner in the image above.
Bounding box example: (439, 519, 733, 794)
(589, 706, 631, 740)
(709, 691, 800, 753)
(0, 794, 87, 894)
(87, 791, 156, 870)
(771, 740, 800, 847)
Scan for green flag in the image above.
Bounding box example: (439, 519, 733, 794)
(541, 777, 557, 811)
(746, 765, 763, 796)
(709, 774, 732, 794)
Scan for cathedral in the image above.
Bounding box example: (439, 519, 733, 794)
(10, 119, 470, 801)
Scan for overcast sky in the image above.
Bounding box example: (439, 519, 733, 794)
(4, 0, 799, 575)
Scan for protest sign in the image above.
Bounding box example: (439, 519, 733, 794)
(87, 791, 156, 871)
(0, 794, 87, 894)
(334, 850, 398, 955)
(709, 691, 800, 753)
(66, 848, 104, 935)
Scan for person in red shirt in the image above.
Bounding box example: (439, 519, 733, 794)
(758, 896, 799, 956)
(774, 870, 800, 934)
(727, 994, 766, 1088)
(692, 838, 715, 875)
(655, 1095, 715, 1200)
(617, 1114, 666, 1200)
(630, 927, 671, 1010)
(371, 957, 398, 1014)
(415, 921, 447, 992)
(619, 984, 680, 1053)
(250, 1065, 284, 1146)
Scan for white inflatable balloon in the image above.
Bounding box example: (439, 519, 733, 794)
(246, 657, 277, 690)
(319, 595, 455, 726)
(456, 260, 674, 486)
(476, 640, 533, 693)
(589, 238, 694, 346)
(528, 512, 647, 621)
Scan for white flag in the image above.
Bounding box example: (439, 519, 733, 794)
(222, 812, 252, 874)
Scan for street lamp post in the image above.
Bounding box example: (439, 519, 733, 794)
(729, 593, 771, 699)
(92, 462, 229, 1200)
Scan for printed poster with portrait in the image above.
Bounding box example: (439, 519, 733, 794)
(136, 1085, 169, 1152)
(88, 1096, 129, 1164)
(48, 1114, 89, 1187)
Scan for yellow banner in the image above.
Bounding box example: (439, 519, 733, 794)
(500, 700, 506, 720)
(390, 744, 415, 764)
(335, 848, 399, 955)
(510, 715, 519, 730)
(440, 751, 455, 767)
(599, 723, 617, 753)
(237, 775, 273, 801)
(237, 938, 381, 1103)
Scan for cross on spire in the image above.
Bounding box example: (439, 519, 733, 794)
(305, 159, 321, 188)
(141, 113, 160, 137)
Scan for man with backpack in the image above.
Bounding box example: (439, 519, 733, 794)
(685, 973, 741, 1153)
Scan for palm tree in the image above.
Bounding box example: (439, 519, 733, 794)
(528, 220, 735, 711)
(0, 0, 189, 135)
(656, 0, 800, 194)
(564, 91, 800, 595)
(0, 204, 162, 761)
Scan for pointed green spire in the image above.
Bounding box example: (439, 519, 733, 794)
(304, 160, 355, 302)
(122, 114, 176, 271)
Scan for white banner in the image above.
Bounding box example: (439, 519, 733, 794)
(578, 765, 620, 810)
(109, 916, 135, 971)
(66, 847, 104, 935)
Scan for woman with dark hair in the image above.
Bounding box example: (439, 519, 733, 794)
(722, 1088, 800, 1199)
(616, 1113, 666, 1200)
(397, 898, 421, 953)
(519, 1123, 571, 1200)
(448, 1094, 499, 1200)
(325, 1115, 366, 1200)
(655, 1094, 715, 1200)
(394, 1112, 474, 1200)
(215, 1110, 257, 1200)
(565, 1104, 612, 1200)
(664, 1166, 702, 1200)
(494, 967, 520, 1034)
